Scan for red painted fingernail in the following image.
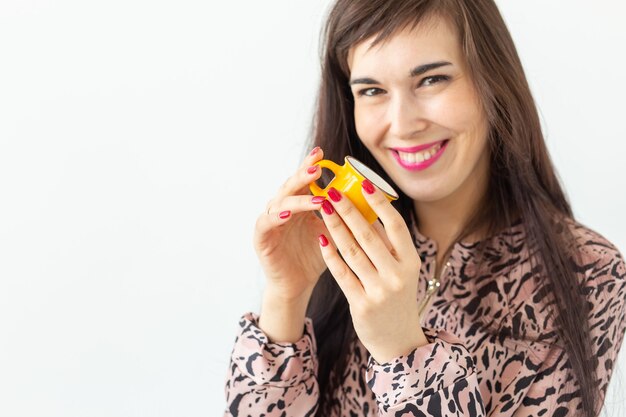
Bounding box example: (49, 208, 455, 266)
(321, 200, 334, 215)
(318, 234, 329, 247)
(311, 196, 326, 204)
(310, 146, 320, 156)
(279, 210, 291, 219)
(362, 179, 375, 195)
(327, 187, 342, 202)
(307, 165, 318, 174)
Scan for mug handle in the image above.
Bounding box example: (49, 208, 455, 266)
(309, 159, 342, 196)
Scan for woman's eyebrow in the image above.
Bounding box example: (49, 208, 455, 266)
(410, 61, 452, 76)
(349, 61, 453, 85)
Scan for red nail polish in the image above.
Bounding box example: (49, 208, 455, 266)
(279, 210, 291, 219)
(362, 179, 375, 195)
(318, 234, 329, 247)
(307, 165, 318, 174)
(310, 146, 320, 156)
(311, 196, 325, 204)
(321, 200, 334, 215)
(327, 187, 342, 202)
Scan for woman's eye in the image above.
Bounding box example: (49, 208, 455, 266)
(419, 75, 450, 87)
(355, 76, 449, 97)
(357, 87, 383, 97)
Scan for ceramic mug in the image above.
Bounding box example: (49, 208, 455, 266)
(309, 156, 399, 224)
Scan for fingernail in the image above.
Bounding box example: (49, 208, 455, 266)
(310, 146, 320, 156)
(318, 234, 329, 247)
(279, 210, 291, 219)
(321, 200, 334, 215)
(307, 165, 318, 174)
(311, 196, 326, 204)
(362, 179, 375, 195)
(327, 187, 342, 202)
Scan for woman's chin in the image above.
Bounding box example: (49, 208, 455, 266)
(401, 189, 449, 204)
(394, 179, 450, 204)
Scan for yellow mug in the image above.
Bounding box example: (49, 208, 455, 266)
(309, 156, 399, 224)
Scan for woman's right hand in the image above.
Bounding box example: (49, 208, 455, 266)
(253, 146, 329, 304)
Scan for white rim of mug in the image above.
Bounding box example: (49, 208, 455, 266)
(346, 156, 399, 199)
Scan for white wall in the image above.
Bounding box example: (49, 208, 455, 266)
(0, 1, 623, 416)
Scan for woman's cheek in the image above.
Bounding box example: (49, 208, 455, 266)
(355, 104, 385, 144)
(439, 82, 485, 130)
(418, 90, 460, 126)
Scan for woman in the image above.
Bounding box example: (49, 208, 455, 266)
(224, 1, 625, 416)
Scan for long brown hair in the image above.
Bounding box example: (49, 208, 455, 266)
(305, 0, 598, 416)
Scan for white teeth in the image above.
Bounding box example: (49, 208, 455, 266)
(397, 143, 443, 164)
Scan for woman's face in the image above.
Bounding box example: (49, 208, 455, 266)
(347, 17, 490, 205)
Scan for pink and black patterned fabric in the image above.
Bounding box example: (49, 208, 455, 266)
(224, 218, 626, 416)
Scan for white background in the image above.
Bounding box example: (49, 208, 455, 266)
(0, 1, 624, 416)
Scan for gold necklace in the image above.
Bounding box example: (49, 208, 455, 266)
(418, 261, 450, 318)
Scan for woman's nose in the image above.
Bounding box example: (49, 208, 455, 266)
(387, 95, 428, 139)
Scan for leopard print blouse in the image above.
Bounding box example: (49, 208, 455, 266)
(224, 218, 626, 416)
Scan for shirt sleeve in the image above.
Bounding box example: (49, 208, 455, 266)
(365, 328, 486, 416)
(511, 252, 626, 417)
(223, 312, 319, 416)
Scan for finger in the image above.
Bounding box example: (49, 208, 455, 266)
(298, 146, 323, 170)
(324, 187, 398, 273)
(372, 220, 398, 258)
(361, 179, 415, 260)
(258, 195, 327, 234)
(318, 233, 365, 303)
(276, 147, 324, 199)
(319, 199, 379, 290)
(265, 194, 327, 216)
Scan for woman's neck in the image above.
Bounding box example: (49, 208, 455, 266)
(413, 160, 490, 264)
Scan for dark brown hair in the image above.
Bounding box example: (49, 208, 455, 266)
(305, 0, 598, 416)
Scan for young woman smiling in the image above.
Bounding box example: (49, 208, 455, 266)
(224, 1, 625, 416)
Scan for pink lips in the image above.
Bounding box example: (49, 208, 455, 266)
(392, 140, 447, 153)
(391, 139, 449, 171)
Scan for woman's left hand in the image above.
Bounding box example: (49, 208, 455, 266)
(317, 181, 429, 364)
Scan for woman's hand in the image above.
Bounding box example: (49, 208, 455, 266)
(317, 181, 428, 363)
(253, 147, 329, 304)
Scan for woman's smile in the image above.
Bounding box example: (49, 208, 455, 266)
(391, 139, 450, 171)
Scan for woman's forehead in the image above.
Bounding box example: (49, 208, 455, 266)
(347, 17, 462, 74)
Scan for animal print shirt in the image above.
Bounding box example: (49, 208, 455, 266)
(224, 218, 626, 416)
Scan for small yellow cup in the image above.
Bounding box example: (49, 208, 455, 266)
(309, 156, 399, 224)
